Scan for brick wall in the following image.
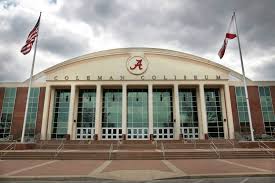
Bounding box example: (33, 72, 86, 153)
(248, 86, 265, 135)
(35, 87, 45, 135)
(0, 88, 5, 115)
(229, 86, 240, 133)
(11, 87, 28, 140)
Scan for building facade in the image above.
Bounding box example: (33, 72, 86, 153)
(0, 48, 275, 141)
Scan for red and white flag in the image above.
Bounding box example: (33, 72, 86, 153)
(21, 15, 41, 55)
(218, 15, 237, 59)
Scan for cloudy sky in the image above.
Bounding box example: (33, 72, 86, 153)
(0, 0, 275, 82)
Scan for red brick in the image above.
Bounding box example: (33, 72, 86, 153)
(247, 86, 265, 135)
(11, 87, 28, 140)
(35, 87, 45, 135)
(229, 86, 240, 133)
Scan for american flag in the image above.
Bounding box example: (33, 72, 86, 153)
(21, 15, 41, 55)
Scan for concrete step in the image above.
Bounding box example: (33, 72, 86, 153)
(1, 149, 274, 160)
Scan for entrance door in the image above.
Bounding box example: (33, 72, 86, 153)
(127, 89, 148, 139)
(76, 89, 96, 140)
(153, 88, 174, 139)
(205, 88, 224, 138)
(101, 88, 123, 140)
(179, 88, 199, 139)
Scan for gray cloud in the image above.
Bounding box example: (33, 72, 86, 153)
(0, 0, 275, 81)
(0, 51, 26, 81)
(39, 26, 89, 58)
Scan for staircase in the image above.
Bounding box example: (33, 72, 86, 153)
(0, 139, 274, 160)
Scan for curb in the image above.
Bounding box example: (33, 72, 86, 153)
(1, 173, 275, 181)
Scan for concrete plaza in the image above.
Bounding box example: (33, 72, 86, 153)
(1, 159, 275, 181)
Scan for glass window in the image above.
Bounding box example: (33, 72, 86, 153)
(153, 88, 173, 128)
(179, 88, 198, 127)
(235, 86, 250, 133)
(259, 86, 275, 136)
(102, 89, 122, 128)
(24, 88, 40, 140)
(77, 89, 96, 128)
(127, 89, 148, 128)
(0, 88, 17, 139)
(205, 88, 224, 138)
(51, 89, 70, 139)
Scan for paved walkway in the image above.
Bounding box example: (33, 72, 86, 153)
(0, 159, 275, 181)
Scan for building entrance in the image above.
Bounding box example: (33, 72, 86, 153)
(127, 88, 149, 139)
(205, 88, 224, 138)
(76, 89, 96, 140)
(101, 88, 123, 140)
(179, 88, 199, 139)
(153, 88, 174, 139)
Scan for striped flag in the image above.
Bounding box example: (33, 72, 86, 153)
(218, 14, 237, 59)
(21, 15, 41, 55)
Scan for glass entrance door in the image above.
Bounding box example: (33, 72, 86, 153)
(205, 88, 224, 138)
(179, 88, 199, 139)
(76, 89, 96, 140)
(102, 89, 122, 140)
(153, 88, 174, 139)
(127, 89, 148, 139)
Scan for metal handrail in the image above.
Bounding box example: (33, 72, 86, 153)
(258, 141, 274, 159)
(54, 139, 65, 159)
(190, 139, 197, 149)
(226, 139, 235, 148)
(0, 142, 16, 159)
(161, 142, 165, 160)
(116, 140, 121, 150)
(109, 143, 113, 160)
(210, 141, 220, 159)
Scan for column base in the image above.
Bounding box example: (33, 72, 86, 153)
(65, 134, 70, 141)
(122, 134, 126, 140)
(150, 134, 154, 141)
(179, 133, 183, 140)
(93, 134, 98, 141)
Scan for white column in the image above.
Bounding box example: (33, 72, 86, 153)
(220, 87, 229, 139)
(196, 86, 203, 139)
(122, 84, 127, 138)
(224, 84, 235, 139)
(148, 84, 153, 138)
(72, 87, 79, 140)
(95, 84, 102, 140)
(67, 84, 76, 139)
(41, 84, 51, 140)
(199, 83, 208, 139)
(173, 84, 181, 140)
(47, 87, 55, 140)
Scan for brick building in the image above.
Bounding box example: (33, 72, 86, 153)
(0, 48, 274, 141)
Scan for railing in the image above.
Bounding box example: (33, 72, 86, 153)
(161, 142, 166, 160)
(155, 140, 158, 149)
(190, 139, 197, 149)
(210, 141, 220, 159)
(109, 143, 113, 160)
(116, 140, 121, 150)
(34, 133, 41, 142)
(226, 139, 235, 148)
(0, 142, 16, 159)
(258, 141, 274, 159)
(54, 139, 65, 159)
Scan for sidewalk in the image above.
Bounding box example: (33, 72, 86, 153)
(1, 159, 275, 181)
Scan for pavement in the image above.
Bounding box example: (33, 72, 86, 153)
(0, 159, 275, 182)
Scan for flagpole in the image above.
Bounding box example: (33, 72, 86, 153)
(233, 12, 255, 141)
(21, 12, 42, 143)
